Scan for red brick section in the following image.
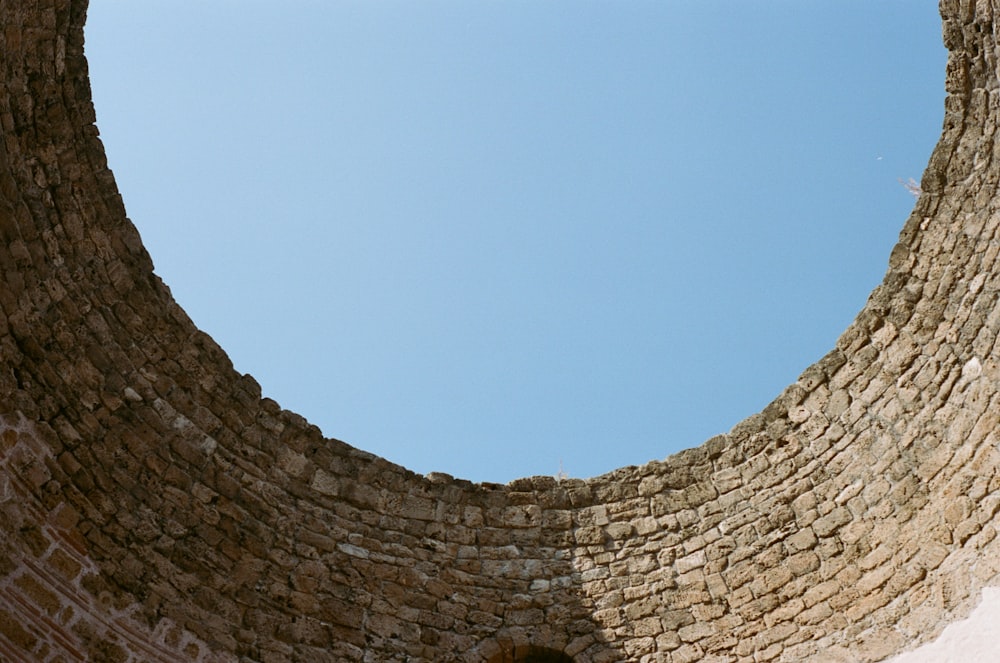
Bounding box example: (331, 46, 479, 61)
(2, 1, 1000, 661)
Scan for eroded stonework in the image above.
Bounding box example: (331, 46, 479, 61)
(3, 1, 1000, 661)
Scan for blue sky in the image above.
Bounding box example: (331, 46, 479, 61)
(85, 2, 945, 484)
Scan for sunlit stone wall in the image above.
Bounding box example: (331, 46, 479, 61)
(3, 1, 1000, 661)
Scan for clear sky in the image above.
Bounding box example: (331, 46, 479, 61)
(84, 2, 946, 484)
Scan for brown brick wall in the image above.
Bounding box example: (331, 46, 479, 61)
(2, 1, 1000, 661)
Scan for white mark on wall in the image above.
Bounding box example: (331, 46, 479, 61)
(888, 587, 1000, 663)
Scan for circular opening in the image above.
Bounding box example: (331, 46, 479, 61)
(486, 645, 576, 663)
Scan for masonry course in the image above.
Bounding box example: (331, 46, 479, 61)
(3, 1, 1000, 661)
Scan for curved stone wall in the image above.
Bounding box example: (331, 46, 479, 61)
(2, 1, 1000, 661)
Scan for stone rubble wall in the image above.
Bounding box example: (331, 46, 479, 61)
(2, 0, 1000, 661)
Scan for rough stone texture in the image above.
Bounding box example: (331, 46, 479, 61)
(3, 1, 1000, 661)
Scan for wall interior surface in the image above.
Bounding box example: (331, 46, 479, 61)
(3, 0, 1000, 661)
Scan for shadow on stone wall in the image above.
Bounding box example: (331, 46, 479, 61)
(3, 0, 1000, 661)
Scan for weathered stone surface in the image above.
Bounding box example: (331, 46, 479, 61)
(3, 1, 1000, 661)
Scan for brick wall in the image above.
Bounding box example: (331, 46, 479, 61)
(2, 1, 1000, 661)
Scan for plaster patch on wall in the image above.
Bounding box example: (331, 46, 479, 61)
(888, 587, 1000, 663)
(0, 414, 234, 663)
